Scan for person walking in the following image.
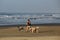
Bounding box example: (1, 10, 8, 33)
(26, 19, 31, 32)
(26, 19, 31, 26)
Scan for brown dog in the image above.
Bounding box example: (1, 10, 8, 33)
(18, 27, 24, 31)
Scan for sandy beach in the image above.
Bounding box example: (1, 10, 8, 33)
(0, 36, 60, 40)
(0, 25, 60, 40)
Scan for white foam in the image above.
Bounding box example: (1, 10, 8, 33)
(0, 14, 60, 20)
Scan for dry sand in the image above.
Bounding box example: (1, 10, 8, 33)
(0, 25, 60, 40)
(0, 36, 60, 40)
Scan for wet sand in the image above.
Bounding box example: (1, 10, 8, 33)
(0, 25, 60, 40)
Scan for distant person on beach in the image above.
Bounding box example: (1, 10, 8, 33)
(26, 19, 31, 26)
(26, 19, 31, 32)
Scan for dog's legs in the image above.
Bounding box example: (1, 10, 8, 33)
(36, 30, 39, 33)
(25, 27, 28, 32)
(31, 29, 34, 33)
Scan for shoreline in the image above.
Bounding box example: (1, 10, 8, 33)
(0, 23, 60, 27)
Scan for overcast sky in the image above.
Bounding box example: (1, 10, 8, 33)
(0, 0, 60, 13)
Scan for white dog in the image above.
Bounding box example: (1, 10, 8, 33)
(29, 26, 40, 33)
(25, 26, 31, 32)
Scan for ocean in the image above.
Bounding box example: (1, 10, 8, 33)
(0, 13, 60, 26)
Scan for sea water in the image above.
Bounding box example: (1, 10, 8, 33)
(0, 13, 60, 25)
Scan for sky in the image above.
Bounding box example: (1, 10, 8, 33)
(0, 0, 60, 13)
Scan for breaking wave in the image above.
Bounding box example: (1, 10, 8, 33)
(0, 13, 60, 20)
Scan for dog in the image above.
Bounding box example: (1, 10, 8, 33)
(35, 27, 40, 33)
(18, 27, 24, 31)
(18, 26, 39, 33)
(29, 26, 40, 33)
(18, 26, 31, 32)
(25, 26, 31, 32)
